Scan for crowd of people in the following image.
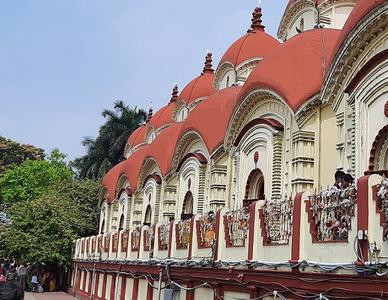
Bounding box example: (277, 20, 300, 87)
(0, 257, 58, 295)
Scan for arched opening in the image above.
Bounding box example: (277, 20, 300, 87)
(368, 124, 388, 176)
(144, 205, 152, 226)
(181, 191, 194, 220)
(244, 168, 265, 207)
(299, 18, 304, 32)
(118, 214, 124, 231)
(100, 220, 105, 234)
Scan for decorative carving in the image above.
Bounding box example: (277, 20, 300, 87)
(254, 151, 259, 164)
(158, 224, 170, 251)
(307, 186, 357, 242)
(143, 226, 154, 252)
(196, 213, 216, 249)
(224, 207, 250, 247)
(322, 6, 388, 105)
(369, 125, 388, 171)
(377, 178, 388, 240)
(112, 233, 118, 252)
(121, 231, 129, 252)
(260, 197, 293, 245)
(104, 235, 110, 252)
(131, 228, 141, 252)
(176, 219, 191, 249)
(97, 236, 103, 253)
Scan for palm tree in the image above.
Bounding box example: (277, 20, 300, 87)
(72, 101, 147, 180)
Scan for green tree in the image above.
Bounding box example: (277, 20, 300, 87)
(0, 149, 72, 205)
(0, 136, 44, 175)
(72, 101, 147, 180)
(0, 179, 99, 266)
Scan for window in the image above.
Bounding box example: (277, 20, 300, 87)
(144, 205, 152, 226)
(300, 18, 304, 31)
(118, 214, 124, 231)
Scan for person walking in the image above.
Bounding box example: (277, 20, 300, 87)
(17, 263, 28, 291)
(31, 271, 39, 293)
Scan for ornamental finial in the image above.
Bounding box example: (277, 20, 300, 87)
(170, 85, 179, 103)
(250, 7, 265, 32)
(146, 106, 153, 123)
(202, 52, 214, 74)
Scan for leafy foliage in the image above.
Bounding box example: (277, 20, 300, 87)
(72, 101, 147, 180)
(0, 136, 44, 174)
(0, 149, 72, 205)
(0, 179, 99, 266)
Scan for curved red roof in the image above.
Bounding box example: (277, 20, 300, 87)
(241, 29, 341, 112)
(146, 123, 184, 175)
(182, 86, 242, 153)
(219, 29, 280, 68)
(101, 162, 123, 203)
(148, 102, 176, 130)
(332, 0, 385, 59)
(127, 124, 147, 148)
(102, 125, 184, 201)
(177, 72, 216, 104)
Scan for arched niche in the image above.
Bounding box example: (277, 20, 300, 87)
(99, 200, 109, 235)
(181, 191, 194, 220)
(144, 205, 152, 226)
(232, 118, 284, 208)
(142, 175, 161, 226)
(114, 175, 132, 231)
(176, 150, 208, 218)
(368, 124, 388, 173)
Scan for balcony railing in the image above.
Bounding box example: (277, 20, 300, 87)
(261, 196, 293, 245)
(73, 175, 388, 275)
(307, 186, 357, 242)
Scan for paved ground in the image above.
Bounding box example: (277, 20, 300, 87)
(24, 292, 76, 300)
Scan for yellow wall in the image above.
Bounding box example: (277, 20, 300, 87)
(319, 105, 337, 187)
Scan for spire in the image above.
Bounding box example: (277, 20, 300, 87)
(250, 7, 265, 32)
(170, 85, 179, 103)
(202, 52, 214, 74)
(146, 107, 153, 123)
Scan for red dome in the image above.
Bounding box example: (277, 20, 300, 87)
(241, 29, 341, 112)
(148, 103, 176, 130)
(219, 31, 280, 67)
(101, 163, 123, 203)
(182, 86, 242, 153)
(127, 124, 147, 148)
(146, 123, 184, 175)
(219, 7, 280, 67)
(177, 72, 216, 104)
(102, 146, 149, 202)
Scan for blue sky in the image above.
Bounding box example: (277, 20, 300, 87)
(0, 1, 287, 160)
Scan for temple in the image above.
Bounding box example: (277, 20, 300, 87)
(70, 0, 388, 299)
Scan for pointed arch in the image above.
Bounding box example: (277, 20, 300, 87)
(144, 205, 152, 226)
(172, 130, 210, 171)
(224, 89, 292, 151)
(138, 157, 162, 190)
(181, 191, 194, 220)
(245, 168, 265, 200)
(369, 124, 388, 172)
